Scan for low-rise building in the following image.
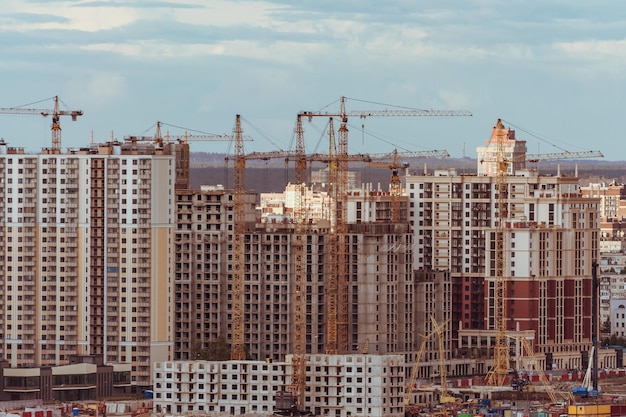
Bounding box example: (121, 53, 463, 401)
(152, 354, 405, 417)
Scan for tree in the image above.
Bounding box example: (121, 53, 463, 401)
(602, 318, 611, 334)
(190, 336, 232, 361)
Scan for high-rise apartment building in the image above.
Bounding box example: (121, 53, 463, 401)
(581, 182, 626, 221)
(0, 138, 184, 394)
(406, 120, 602, 370)
(173, 185, 415, 362)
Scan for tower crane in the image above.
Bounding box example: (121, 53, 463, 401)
(231, 114, 247, 361)
(0, 95, 83, 151)
(224, 120, 310, 411)
(482, 119, 603, 386)
(286, 114, 308, 413)
(128, 121, 253, 190)
(367, 149, 450, 223)
(299, 96, 471, 355)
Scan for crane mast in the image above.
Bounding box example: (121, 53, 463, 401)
(288, 114, 307, 408)
(485, 125, 510, 386)
(231, 114, 247, 361)
(324, 117, 345, 354)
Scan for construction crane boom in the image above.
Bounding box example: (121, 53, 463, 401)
(405, 328, 438, 413)
(480, 149, 604, 165)
(525, 150, 604, 162)
(431, 317, 455, 404)
(170, 131, 254, 143)
(404, 318, 451, 414)
(299, 97, 471, 355)
(0, 95, 83, 151)
(301, 109, 472, 120)
(149, 121, 254, 145)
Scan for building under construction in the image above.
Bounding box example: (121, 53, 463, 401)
(155, 118, 619, 416)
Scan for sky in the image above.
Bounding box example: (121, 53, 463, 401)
(0, 1, 625, 161)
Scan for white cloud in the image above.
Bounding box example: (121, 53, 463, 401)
(74, 72, 128, 103)
(554, 39, 626, 60)
(3, 2, 140, 32)
(3, 0, 626, 158)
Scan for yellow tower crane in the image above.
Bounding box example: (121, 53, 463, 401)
(228, 117, 287, 362)
(288, 114, 308, 411)
(299, 96, 471, 354)
(482, 119, 603, 386)
(0, 95, 83, 152)
(225, 126, 310, 411)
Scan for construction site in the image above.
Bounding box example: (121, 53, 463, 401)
(0, 96, 619, 417)
(150, 99, 619, 417)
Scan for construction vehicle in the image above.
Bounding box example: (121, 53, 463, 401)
(482, 119, 603, 386)
(0, 95, 82, 151)
(572, 346, 598, 397)
(573, 264, 600, 399)
(431, 316, 456, 404)
(513, 336, 574, 404)
(404, 318, 451, 416)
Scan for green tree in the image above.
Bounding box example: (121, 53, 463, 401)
(602, 318, 611, 333)
(190, 336, 232, 361)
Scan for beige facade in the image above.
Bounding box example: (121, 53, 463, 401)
(581, 182, 626, 221)
(0, 139, 179, 390)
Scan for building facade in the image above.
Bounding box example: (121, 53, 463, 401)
(173, 185, 416, 362)
(152, 354, 405, 417)
(0, 138, 181, 394)
(406, 119, 602, 370)
(581, 182, 626, 221)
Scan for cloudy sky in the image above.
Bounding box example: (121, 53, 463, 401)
(0, 1, 624, 161)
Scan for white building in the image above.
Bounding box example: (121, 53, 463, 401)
(610, 299, 626, 338)
(152, 354, 405, 417)
(475, 118, 527, 176)
(258, 183, 331, 223)
(153, 360, 290, 415)
(599, 254, 626, 330)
